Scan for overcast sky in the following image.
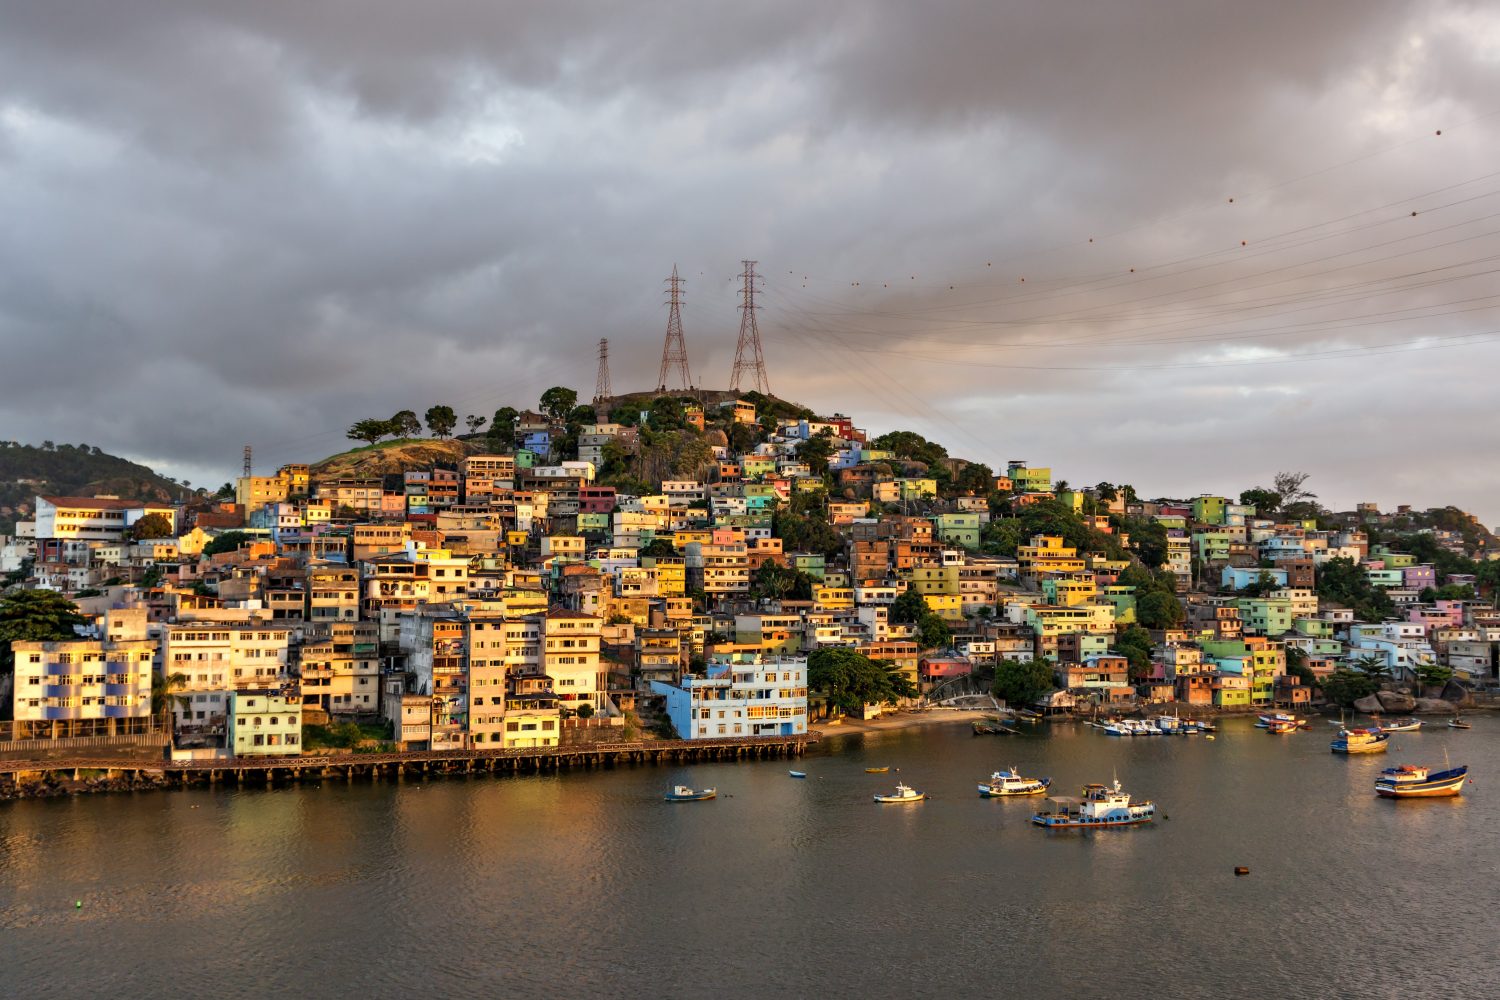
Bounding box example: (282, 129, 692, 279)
(4, 2, 1500, 521)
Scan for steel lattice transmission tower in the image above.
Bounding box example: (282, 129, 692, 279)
(243, 445, 252, 478)
(729, 260, 770, 394)
(657, 265, 693, 391)
(594, 338, 612, 402)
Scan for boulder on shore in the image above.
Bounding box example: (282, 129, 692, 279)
(1353, 695, 1384, 714)
(1413, 698, 1457, 715)
(1376, 690, 1416, 712)
(1441, 680, 1473, 706)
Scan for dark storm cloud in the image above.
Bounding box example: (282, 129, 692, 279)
(2, 1, 1500, 517)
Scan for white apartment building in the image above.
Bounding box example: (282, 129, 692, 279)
(652, 654, 808, 740)
(10, 609, 154, 740)
(162, 622, 291, 729)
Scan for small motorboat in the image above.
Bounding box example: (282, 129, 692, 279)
(1257, 713, 1302, 728)
(1448, 718, 1472, 730)
(788, 770, 807, 779)
(1377, 718, 1422, 733)
(1376, 763, 1468, 798)
(864, 766, 890, 773)
(873, 782, 925, 804)
(665, 785, 716, 802)
(978, 768, 1051, 797)
(1331, 728, 1390, 754)
(1265, 720, 1298, 734)
(1014, 709, 1043, 724)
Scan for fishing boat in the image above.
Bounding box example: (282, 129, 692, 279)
(1257, 712, 1302, 728)
(1331, 728, 1390, 754)
(788, 770, 807, 779)
(665, 785, 716, 802)
(1448, 718, 1472, 730)
(1375, 763, 1468, 798)
(1031, 779, 1157, 829)
(864, 766, 890, 773)
(1265, 719, 1298, 734)
(1100, 721, 1133, 737)
(1377, 718, 1422, 733)
(873, 782, 925, 804)
(972, 719, 1015, 735)
(1014, 709, 1043, 724)
(977, 768, 1052, 797)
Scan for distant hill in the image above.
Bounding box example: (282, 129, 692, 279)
(311, 438, 483, 481)
(0, 442, 184, 533)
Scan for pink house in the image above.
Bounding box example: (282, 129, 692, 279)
(1402, 564, 1436, 592)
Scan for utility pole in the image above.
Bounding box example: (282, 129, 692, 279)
(729, 260, 770, 395)
(657, 265, 693, 391)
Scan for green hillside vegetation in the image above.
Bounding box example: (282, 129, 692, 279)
(0, 442, 185, 533)
(311, 439, 483, 479)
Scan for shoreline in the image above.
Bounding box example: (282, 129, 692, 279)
(813, 709, 993, 738)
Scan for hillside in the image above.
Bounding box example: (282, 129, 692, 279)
(0, 442, 183, 534)
(311, 438, 484, 479)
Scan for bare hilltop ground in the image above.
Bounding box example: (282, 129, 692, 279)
(310, 438, 485, 479)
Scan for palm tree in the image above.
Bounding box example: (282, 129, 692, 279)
(1352, 654, 1392, 686)
(151, 672, 191, 749)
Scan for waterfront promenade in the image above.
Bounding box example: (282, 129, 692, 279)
(0, 732, 817, 798)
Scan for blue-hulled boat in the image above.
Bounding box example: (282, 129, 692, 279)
(665, 785, 716, 802)
(788, 770, 807, 779)
(1375, 763, 1468, 798)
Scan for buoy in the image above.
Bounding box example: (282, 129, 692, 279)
(1206, 735, 1216, 741)
(75, 900, 82, 908)
(1234, 866, 1250, 876)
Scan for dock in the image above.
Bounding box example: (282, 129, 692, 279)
(0, 733, 819, 799)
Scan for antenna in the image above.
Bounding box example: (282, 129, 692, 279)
(729, 260, 770, 395)
(594, 338, 612, 402)
(243, 445, 252, 478)
(657, 265, 693, 391)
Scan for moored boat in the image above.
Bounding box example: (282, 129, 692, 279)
(864, 766, 890, 773)
(788, 770, 807, 778)
(1375, 763, 1468, 798)
(1014, 709, 1043, 724)
(1031, 779, 1156, 829)
(1265, 719, 1298, 734)
(977, 768, 1051, 797)
(1377, 718, 1422, 733)
(874, 782, 925, 804)
(1331, 728, 1390, 754)
(1448, 718, 1472, 730)
(665, 785, 717, 802)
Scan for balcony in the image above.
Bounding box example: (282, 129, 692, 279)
(43, 684, 76, 698)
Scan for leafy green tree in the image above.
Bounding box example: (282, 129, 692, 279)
(1136, 589, 1185, 629)
(1319, 669, 1377, 707)
(424, 405, 457, 438)
(490, 406, 519, 443)
(129, 512, 176, 541)
(979, 518, 1022, 557)
(750, 562, 814, 601)
(464, 414, 488, 435)
(1316, 557, 1394, 621)
(151, 671, 190, 747)
(1114, 625, 1155, 681)
(889, 588, 929, 625)
(772, 507, 843, 560)
(1415, 662, 1454, 689)
(953, 462, 994, 496)
(1121, 516, 1169, 568)
(647, 395, 686, 430)
(1351, 653, 1392, 685)
(1238, 487, 1282, 515)
(539, 386, 579, 421)
(992, 657, 1055, 709)
(0, 589, 86, 673)
(639, 537, 677, 558)
(808, 648, 913, 718)
(918, 614, 952, 650)
(390, 410, 422, 438)
(1284, 645, 1317, 690)
(1094, 482, 1119, 503)
(347, 418, 393, 447)
(203, 530, 253, 557)
(870, 429, 949, 468)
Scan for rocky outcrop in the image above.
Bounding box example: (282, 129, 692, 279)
(1441, 680, 1473, 706)
(1353, 695, 1384, 714)
(1376, 690, 1416, 712)
(1413, 698, 1457, 715)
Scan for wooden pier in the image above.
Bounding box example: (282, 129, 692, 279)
(0, 733, 818, 798)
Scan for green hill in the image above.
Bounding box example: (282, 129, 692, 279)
(0, 442, 184, 533)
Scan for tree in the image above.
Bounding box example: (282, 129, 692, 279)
(1115, 625, 1155, 681)
(424, 405, 457, 438)
(465, 414, 488, 435)
(347, 418, 393, 447)
(1095, 482, 1119, 503)
(992, 658, 1055, 709)
(808, 648, 913, 718)
(647, 395, 686, 430)
(1319, 669, 1377, 708)
(1136, 589, 1184, 630)
(129, 512, 176, 541)
(639, 537, 677, 558)
(490, 406, 519, 443)
(1316, 556, 1394, 622)
(918, 614, 952, 651)
(575, 703, 595, 719)
(1352, 654, 1392, 685)
(1284, 645, 1317, 690)
(797, 429, 837, 475)
(1238, 487, 1282, 515)
(0, 590, 86, 673)
(539, 386, 579, 421)
(203, 531, 253, 557)
(1273, 471, 1315, 507)
(151, 671, 190, 748)
(889, 589, 929, 625)
(750, 562, 814, 602)
(1415, 662, 1454, 689)
(390, 409, 422, 438)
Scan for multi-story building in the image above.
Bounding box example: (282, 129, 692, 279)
(227, 690, 302, 756)
(9, 609, 155, 740)
(297, 620, 379, 716)
(651, 654, 808, 739)
(33, 495, 177, 543)
(306, 562, 360, 623)
(162, 622, 292, 731)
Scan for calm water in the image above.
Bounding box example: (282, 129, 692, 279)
(4, 716, 1499, 999)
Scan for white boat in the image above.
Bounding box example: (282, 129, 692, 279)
(665, 785, 716, 802)
(977, 768, 1052, 797)
(1101, 721, 1133, 737)
(788, 770, 807, 778)
(873, 782, 925, 804)
(1376, 718, 1421, 733)
(1031, 778, 1157, 829)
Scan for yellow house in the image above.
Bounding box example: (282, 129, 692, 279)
(923, 593, 964, 623)
(908, 565, 960, 596)
(814, 586, 854, 611)
(1016, 535, 1086, 579)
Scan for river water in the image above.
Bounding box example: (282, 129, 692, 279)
(4, 716, 1498, 999)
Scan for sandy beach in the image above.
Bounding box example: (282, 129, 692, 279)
(811, 708, 993, 740)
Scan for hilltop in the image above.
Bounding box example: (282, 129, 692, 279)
(310, 438, 485, 479)
(0, 442, 183, 533)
